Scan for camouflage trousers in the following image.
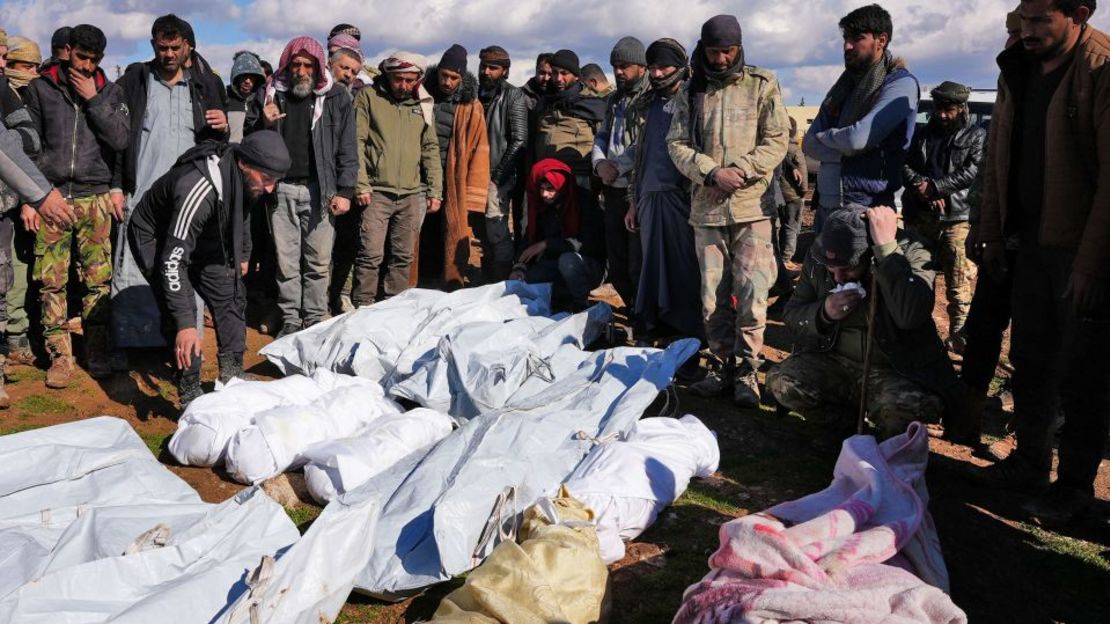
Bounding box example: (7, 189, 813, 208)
(766, 351, 944, 439)
(906, 216, 976, 333)
(695, 219, 777, 371)
(35, 193, 113, 337)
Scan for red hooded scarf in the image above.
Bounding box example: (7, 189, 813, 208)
(526, 158, 580, 245)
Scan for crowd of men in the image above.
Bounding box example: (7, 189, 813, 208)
(0, 0, 1106, 528)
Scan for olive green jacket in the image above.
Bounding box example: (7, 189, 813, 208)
(355, 79, 442, 198)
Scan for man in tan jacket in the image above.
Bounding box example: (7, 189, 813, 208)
(668, 14, 789, 407)
(973, 0, 1110, 528)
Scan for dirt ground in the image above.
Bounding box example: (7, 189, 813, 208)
(2, 224, 1108, 623)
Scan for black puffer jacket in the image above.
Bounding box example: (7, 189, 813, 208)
(902, 118, 986, 223)
(481, 79, 527, 186)
(116, 52, 229, 195)
(24, 64, 129, 197)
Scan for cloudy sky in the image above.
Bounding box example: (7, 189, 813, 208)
(3, 0, 1108, 103)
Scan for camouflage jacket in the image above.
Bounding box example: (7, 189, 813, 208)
(666, 66, 789, 226)
(784, 231, 961, 413)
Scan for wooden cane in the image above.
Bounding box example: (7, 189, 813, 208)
(857, 270, 881, 435)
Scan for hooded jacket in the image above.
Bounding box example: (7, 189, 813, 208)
(979, 25, 1110, 279)
(116, 51, 229, 195)
(127, 141, 251, 331)
(667, 58, 790, 226)
(533, 81, 607, 178)
(24, 63, 129, 197)
(354, 75, 442, 199)
(420, 66, 490, 289)
(246, 38, 357, 200)
(902, 116, 986, 223)
(227, 51, 265, 144)
(481, 77, 527, 186)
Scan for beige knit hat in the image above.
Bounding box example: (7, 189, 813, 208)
(6, 36, 42, 65)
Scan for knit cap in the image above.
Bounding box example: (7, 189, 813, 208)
(610, 36, 646, 66)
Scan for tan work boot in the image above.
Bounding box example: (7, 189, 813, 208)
(45, 334, 77, 389)
(84, 325, 113, 380)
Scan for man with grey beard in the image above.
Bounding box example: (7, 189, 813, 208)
(247, 36, 357, 337)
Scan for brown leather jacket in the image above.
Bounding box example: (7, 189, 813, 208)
(979, 25, 1110, 279)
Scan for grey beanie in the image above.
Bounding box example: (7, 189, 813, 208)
(816, 204, 872, 267)
(230, 50, 265, 86)
(610, 36, 646, 66)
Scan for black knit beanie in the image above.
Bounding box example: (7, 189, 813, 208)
(439, 43, 468, 75)
(549, 49, 581, 76)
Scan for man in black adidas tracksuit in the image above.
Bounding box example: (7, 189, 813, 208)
(128, 130, 290, 406)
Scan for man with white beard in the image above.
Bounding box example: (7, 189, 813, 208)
(247, 36, 357, 337)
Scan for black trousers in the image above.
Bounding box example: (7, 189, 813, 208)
(1009, 245, 1110, 494)
(602, 185, 641, 314)
(960, 251, 1015, 392)
(129, 231, 246, 377)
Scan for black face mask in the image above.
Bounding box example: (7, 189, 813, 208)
(649, 67, 687, 92)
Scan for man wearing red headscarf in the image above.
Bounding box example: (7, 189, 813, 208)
(509, 158, 605, 309)
(247, 36, 357, 338)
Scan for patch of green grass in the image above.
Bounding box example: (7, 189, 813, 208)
(15, 394, 71, 416)
(677, 484, 745, 516)
(283, 504, 322, 532)
(140, 432, 171, 457)
(0, 423, 41, 436)
(6, 367, 46, 383)
(1024, 523, 1110, 574)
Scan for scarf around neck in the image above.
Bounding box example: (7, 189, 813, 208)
(825, 49, 894, 128)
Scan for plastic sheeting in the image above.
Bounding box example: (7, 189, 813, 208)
(302, 408, 455, 504)
(224, 376, 403, 485)
(0, 417, 299, 623)
(260, 282, 552, 382)
(168, 369, 395, 473)
(563, 415, 720, 564)
(218, 338, 699, 623)
(430, 486, 611, 624)
(388, 304, 611, 418)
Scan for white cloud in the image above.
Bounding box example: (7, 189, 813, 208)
(3, 0, 1109, 101)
